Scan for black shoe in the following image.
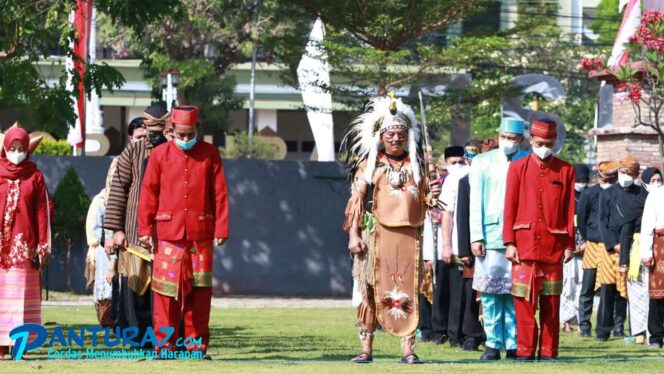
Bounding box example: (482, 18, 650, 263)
(431, 335, 448, 345)
(613, 329, 626, 338)
(580, 330, 591, 337)
(480, 347, 500, 360)
(516, 356, 535, 362)
(595, 336, 609, 342)
(420, 334, 431, 343)
(505, 349, 517, 359)
(463, 339, 479, 352)
(449, 338, 462, 348)
(648, 342, 662, 349)
(202, 354, 212, 360)
(538, 356, 557, 361)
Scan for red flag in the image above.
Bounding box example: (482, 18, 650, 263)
(68, 0, 93, 151)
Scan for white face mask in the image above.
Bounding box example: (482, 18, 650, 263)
(574, 183, 587, 192)
(532, 145, 553, 160)
(618, 173, 634, 188)
(446, 163, 468, 176)
(5, 150, 26, 165)
(646, 182, 662, 191)
(499, 139, 519, 156)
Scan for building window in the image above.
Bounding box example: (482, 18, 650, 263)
(301, 141, 315, 152)
(286, 141, 299, 152)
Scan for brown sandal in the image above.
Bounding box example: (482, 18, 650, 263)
(351, 351, 373, 363)
(400, 352, 421, 364)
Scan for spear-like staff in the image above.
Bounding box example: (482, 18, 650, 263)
(418, 91, 440, 285)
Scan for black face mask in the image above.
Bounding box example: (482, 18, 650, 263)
(147, 131, 167, 146)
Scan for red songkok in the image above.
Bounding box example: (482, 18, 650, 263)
(530, 120, 557, 140)
(171, 106, 199, 126)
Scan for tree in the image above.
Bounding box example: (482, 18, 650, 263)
(278, 0, 490, 101)
(0, 0, 179, 137)
(53, 166, 90, 291)
(584, 10, 664, 168)
(428, 0, 606, 162)
(590, 0, 623, 45)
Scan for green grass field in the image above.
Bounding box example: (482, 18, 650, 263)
(2, 305, 664, 373)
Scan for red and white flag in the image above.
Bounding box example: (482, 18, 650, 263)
(66, 0, 93, 152)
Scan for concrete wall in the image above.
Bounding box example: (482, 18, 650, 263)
(33, 155, 353, 297)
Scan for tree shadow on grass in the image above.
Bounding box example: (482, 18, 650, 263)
(208, 326, 353, 361)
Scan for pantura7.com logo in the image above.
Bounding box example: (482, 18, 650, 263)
(9, 323, 204, 360)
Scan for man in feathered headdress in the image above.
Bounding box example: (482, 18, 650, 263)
(341, 94, 441, 364)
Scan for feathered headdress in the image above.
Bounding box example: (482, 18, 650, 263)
(340, 94, 424, 185)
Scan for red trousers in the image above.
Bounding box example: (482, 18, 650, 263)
(153, 286, 212, 352)
(513, 263, 561, 358)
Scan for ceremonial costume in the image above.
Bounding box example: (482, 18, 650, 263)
(503, 120, 575, 359)
(104, 106, 169, 338)
(615, 159, 649, 341)
(597, 182, 629, 340)
(0, 127, 51, 352)
(420, 174, 452, 344)
(576, 162, 617, 336)
(454, 141, 498, 351)
(469, 118, 527, 358)
(341, 96, 430, 362)
(138, 106, 229, 354)
(641, 185, 664, 347)
(424, 145, 468, 347)
(560, 164, 588, 326)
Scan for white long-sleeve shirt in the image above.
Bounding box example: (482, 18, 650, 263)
(640, 187, 664, 260)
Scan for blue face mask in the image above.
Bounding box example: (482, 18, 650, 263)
(176, 132, 197, 151)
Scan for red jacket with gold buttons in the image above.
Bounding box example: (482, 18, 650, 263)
(503, 154, 575, 264)
(138, 141, 229, 241)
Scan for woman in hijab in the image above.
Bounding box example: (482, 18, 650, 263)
(615, 159, 653, 344)
(641, 167, 662, 193)
(0, 127, 51, 359)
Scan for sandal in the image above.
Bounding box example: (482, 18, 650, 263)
(350, 351, 373, 363)
(400, 352, 421, 364)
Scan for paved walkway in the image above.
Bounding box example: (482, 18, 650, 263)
(43, 297, 353, 308)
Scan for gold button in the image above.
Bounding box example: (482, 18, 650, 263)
(539, 173, 544, 177)
(539, 188, 543, 192)
(538, 218, 542, 222)
(539, 205, 543, 209)
(185, 180, 189, 184)
(184, 208, 189, 212)
(185, 195, 189, 199)
(536, 235, 541, 240)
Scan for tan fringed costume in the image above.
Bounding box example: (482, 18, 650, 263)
(341, 96, 430, 339)
(345, 157, 427, 336)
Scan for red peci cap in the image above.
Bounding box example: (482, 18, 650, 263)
(171, 106, 199, 126)
(530, 120, 557, 140)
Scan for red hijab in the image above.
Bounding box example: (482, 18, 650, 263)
(0, 128, 37, 179)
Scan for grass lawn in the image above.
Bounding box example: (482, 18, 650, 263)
(2, 305, 663, 373)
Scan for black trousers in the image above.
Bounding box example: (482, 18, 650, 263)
(578, 268, 597, 333)
(461, 276, 484, 342)
(649, 299, 664, 345)
(117, 275, 153, 345)
(447, 264, 465, 343)
(596, 284, 627, 339)
(418, 261, 452, 339)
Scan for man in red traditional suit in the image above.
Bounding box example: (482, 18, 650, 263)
(138, 106, 229, 358)
(503, 119, 575, 361)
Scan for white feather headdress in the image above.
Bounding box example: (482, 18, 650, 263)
(340, 95, 424, 185)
